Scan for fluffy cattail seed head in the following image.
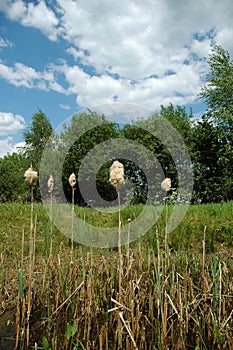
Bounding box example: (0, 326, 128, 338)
(109, 160, 124, 189)
(69, 173, 76, 188)
(161, 178, 171, 192)
(48, 175, 54, 193)
(24, 165, 38, 184)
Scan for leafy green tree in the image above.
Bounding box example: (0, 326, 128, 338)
(191, 115, 223, 203)
(160, 104, 193, 147)
(199, 45, 233, 201)
(60, 110, 121, 204)
(123, 105, 194, 204)
(0, 153, 32, 202)
(23, 109, 53, 168)
(199, 45, 233, 123)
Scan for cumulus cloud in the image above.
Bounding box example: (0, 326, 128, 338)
(57, 0, 233, 78)
(0, 110, 26, 157)
(0, 138, 25, 158)
(0, 0, 233, 110)
(0, 112, 25, 136)
(0, 36, 13, 49)
(0, 0, 59, 41)
(0, 61, 67, 93)
(0, 137, 14, 157)
(59, 103, 71, 110)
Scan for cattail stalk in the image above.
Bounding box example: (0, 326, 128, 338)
(117, 189, 123, 294)
(69, 173, 76, 263)
(127, 218, 131, 264)
(24, 165, 38, 347)
(161, 178, 171, 347)
(109, 161, 124, 295)
(48, 175, 54, 259)
(161, 178, 171, 272)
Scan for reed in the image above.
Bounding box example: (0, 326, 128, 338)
(23, 166, 38, 347)
(69, 173, 76, 264)
(0, 202, 233, 349)
(109, 160, 125, 296)
(48, 175, 54, 260)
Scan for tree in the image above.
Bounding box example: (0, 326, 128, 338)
(199, 45, 233, 123)
(0, 153, 33, 202)
(199, 45, 233, 201)
(123, 104, 194, 204)
(60, 110, 121, 205)
(191, 115, 223, 203)
(23, 109, 53, 168)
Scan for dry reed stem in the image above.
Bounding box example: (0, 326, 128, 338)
(202, 225, 207, 292)
(52, 281, 84, 316)
(15, 295, 20, 349)
(48, 175, 54, 260)
(119, 311, 138, 350)
(117, 190, 123, 296)
(69, 173, 76, 264)
(219, 261, 222, 324)
(109, 161, 125, 297)
(26, 185, 35, 347)
(71, 187, 75, 262)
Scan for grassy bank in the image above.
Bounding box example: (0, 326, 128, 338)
(0, 202, 233, 349)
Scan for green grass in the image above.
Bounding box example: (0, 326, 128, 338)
(0, 201, 233, 349)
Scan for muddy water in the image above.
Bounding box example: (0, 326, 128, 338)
(0, 309, 16, 350)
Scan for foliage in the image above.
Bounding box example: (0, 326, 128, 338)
(198, 45, 233, 202)
(1, 44, 233, 204)
(23, 109, 53, 167)
(199, 44, 233, 120)
(123, 105, 193, 204)
(0, 153, 37, 202)
(191, 115, 224, 203)
(60, 110, 121, 204)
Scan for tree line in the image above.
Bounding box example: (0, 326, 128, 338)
(0, 45, 232, 204)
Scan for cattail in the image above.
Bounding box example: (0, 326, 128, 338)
(69, 173, 76, 264)
(47, 175, 54, 193)
(24, 165, 38, 184)
(161, 178, 171, 192)
(109, 160, 124, 296)
(24, 164, 37, 346)
(69, 173, 76, 188)
(109, 161, 124, 189)
(47, 175, 54, 260)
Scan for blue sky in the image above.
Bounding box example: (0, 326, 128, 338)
(0, 0, 233, 157)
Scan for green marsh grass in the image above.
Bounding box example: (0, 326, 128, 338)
(0, 201, 233, 349)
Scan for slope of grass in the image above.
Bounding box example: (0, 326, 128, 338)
(0, 201, 233, 349)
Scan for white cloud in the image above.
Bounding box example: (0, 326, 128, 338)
(0, 36, 13, 49)
(215, 28, 233, 56)
(57, 0, 233, 78)
(59, 103, 71, 110)
(0, 61, 67, 93)
(0, 138, 25, 158)
(0, 0, 59, 41)
(0, 112, 25, 136)
(1, 0, 233, 111)
(56, 0, 233, 109)
(13, 141, 25, 153)
(0, 137, 14, 157)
